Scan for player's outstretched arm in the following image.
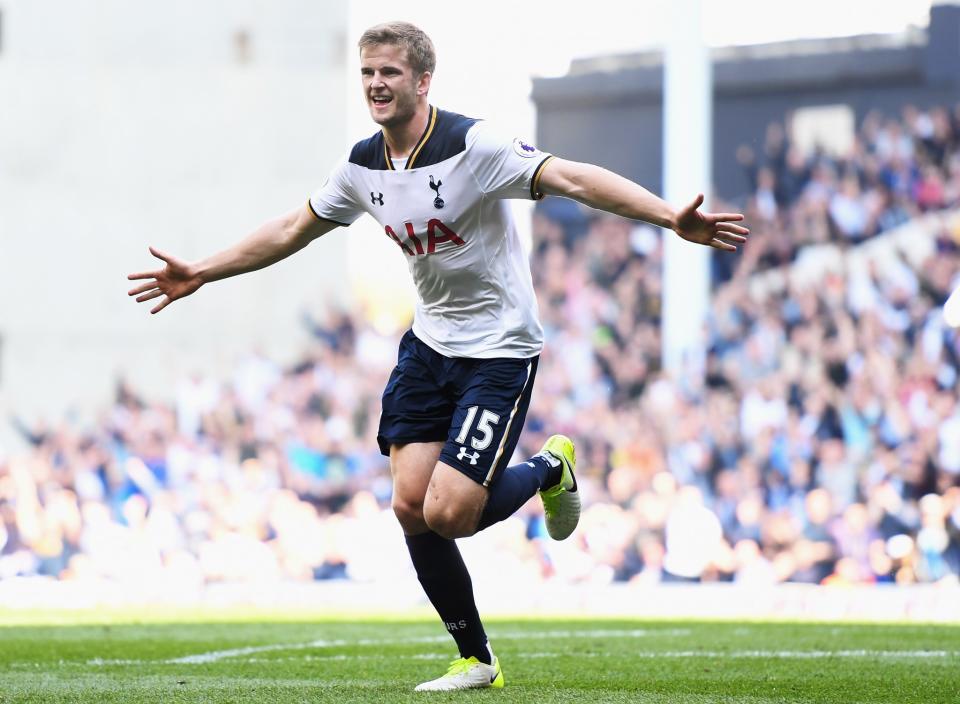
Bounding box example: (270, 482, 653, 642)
(127, 204, 339, 314)
(537, 158, 749, 252)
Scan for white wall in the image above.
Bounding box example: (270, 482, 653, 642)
(0, 0, 934, 442)
(0, 0, 349, 434)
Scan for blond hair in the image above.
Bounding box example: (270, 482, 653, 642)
(358, 21, 436, 76)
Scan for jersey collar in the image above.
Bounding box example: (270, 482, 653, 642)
(383, 105, 438, 171)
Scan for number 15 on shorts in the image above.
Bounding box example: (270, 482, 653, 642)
(455, 406, 501, 450)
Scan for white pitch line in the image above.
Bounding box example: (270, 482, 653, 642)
(86, 645, 960, 668)
(497, 628, 692, 640)
(229, 653, 452, 664)
(85, 628, 705, 668)
(167, 639, 350, 665)
(707, 649, 958, 659)
(89, 628, 691, 667)
(89, 639, 349, 666)
(87, 623, 959, 669)
(519, 650, 959, 660)
(141, 649, 960, 667)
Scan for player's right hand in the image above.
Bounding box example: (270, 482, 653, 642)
(127, 247, 203, 314)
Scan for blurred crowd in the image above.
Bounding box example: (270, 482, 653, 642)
(3, 103, 960, 591)
(724, 103, 960, 280)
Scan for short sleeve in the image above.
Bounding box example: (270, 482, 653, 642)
(308, 157, 364, 226)
(464, 123, 554, 201)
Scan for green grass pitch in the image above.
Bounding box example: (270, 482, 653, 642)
(1, 613, 958, 703)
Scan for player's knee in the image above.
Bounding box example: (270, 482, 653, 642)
(423, 502, 474, 539)
(392, 495, 427, 533)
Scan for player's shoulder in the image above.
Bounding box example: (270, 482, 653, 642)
(463, 119, 544, 161)
(348, 131, 388, 170)
(412, 107, 481, 168)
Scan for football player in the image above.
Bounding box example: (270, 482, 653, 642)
(128, 21, 748, 691)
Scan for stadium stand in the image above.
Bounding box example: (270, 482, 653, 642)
(2, 103, 959, 589)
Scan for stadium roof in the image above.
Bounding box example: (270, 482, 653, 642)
(566, 27, 928, 75)
(532, 16, 952, 106)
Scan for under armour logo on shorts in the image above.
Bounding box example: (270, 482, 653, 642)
(457, 447, 480, 465)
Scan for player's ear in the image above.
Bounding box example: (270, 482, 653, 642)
(417, 71, 432, 96)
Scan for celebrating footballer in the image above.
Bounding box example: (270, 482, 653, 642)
(128, 21, 748, 691)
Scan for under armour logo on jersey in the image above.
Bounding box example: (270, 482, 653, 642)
(429, 175, 444, 209)
(457, 446, 480, 465)
(370, 191, 384, 206)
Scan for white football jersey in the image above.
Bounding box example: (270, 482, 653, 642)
(309, 106, 553, 359)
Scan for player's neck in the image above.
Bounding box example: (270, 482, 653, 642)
(382, 103, 431, 159)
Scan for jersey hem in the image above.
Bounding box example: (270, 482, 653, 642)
(410, 323, 543, 360)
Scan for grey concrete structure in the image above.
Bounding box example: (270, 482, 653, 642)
(532, 4, 960, 200)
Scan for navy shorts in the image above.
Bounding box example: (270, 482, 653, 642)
(378, 330, 539, 487)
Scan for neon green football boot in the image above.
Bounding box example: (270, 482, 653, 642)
(414, 647, 504, 691)
(536, 434, 580, 540)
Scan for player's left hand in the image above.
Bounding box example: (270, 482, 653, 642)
(674, 193, 749, 252)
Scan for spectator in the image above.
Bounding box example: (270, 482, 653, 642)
(3, 103, 960, 589)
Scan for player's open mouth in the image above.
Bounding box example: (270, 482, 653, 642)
(371, 96, 392, 106)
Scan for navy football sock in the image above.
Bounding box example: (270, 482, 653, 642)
(477, 455, 559, 531)
(404, 531, 490, 664)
